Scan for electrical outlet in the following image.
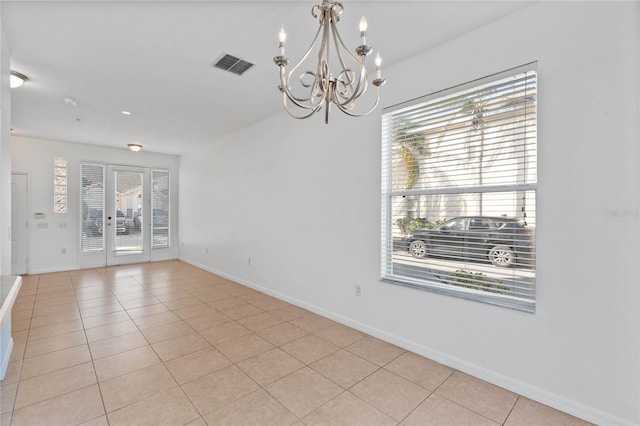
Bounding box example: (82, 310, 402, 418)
(355, 284, 362, 297)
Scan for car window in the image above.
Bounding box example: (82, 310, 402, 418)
(469, 218, 491, 230)
(440, 218, 467, 231)
(88, 209, 102, 219)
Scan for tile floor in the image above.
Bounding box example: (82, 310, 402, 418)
(1, 260, 591, 426)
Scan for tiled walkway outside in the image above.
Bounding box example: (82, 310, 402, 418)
(1, 260, 590, 425)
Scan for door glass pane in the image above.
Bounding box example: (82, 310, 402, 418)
(152, 170, 170, 248)
(115, 170, 143, 253)
(81, 163, 104, 252)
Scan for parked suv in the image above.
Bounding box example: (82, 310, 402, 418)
(404, 216, 534, 267)
(82, 208, 127, 236)
(83, 208, 103, 236)
(115, 209, 126, 234)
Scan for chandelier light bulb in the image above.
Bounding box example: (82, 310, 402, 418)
(279, 25, 287, 43)
(359, 16, 368, 33)
(278, 25, 287, 55)
(375, 53, 382, 80)
(359, 16, 367, 45)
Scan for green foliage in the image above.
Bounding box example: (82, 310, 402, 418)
(444, 269, 509, 294)
(395, 218, 444, 233)
(392, 118, 429, 190)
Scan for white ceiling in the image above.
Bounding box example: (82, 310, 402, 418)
(3, 1, 532, 155)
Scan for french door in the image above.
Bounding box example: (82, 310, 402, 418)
(80, 163, 170, 267)
(106, 165, 148, 265)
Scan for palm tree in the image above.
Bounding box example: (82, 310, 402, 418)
(392, 118, 429, 191)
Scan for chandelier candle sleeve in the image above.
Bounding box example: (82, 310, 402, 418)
(279, 25, 286, 56)
(273, 0, 386, 124)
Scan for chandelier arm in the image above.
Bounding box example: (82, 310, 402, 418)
(331, 18, 362, 65)
(316, 10, 332, 94)
(331, 31, 357, 99)
(280, 67, 327, 109)
(334, 86, 381, 117)
(330, 22, 367, 103)
(277, 20, 324, 109)
(332, 62, 368, 107)
(283, 22, 324, 103)
(300, 72, 327, 110)
(288, 21, 323, 80)
(282, 91, 324, 119)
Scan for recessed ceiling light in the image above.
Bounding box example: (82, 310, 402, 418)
(10, 71, 28, 88)
(128, 143, 142, 152)
(121, 111, 132, 115)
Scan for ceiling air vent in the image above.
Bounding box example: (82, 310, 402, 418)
(212, 53, 254, 76)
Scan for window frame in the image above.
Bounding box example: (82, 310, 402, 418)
(381, 63, 537, 313)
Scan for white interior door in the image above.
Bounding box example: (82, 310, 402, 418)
(106, 165, 149, 266)
(11, 173, 28, 275)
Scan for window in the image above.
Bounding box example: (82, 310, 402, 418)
(151, 170, 170, 248)
(81, 163, 105, 252)
(53, 157, 67, 213)
(381, 64, 537, 312)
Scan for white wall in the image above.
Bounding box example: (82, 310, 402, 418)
(179, 2, 639, 424)
(0, 11, 11, 276)
(12, 136, 180, 273)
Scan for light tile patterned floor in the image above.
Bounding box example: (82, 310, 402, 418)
(1, 260, 591, 425)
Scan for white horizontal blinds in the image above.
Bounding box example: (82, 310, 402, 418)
(151, 170, 170, 249)
(81, 163, 105, 252)
(115, 169, 143, 253)
(381, 65, 537, 312)
(389, 72, 537, 192)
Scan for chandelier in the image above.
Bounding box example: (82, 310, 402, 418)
(273, 0, 385, 124)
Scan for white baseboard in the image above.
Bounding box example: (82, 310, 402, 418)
(28, 265, 80, 275)
(0, 337, 14, 381)
(178, 256, 636, 426)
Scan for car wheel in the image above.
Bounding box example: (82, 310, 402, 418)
(409, 240, 428, 258)
(489, 245, 514, 267)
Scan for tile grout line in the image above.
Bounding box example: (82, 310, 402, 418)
(6, 273, 40, 426)
(8, 262, 566, 426)
(15, 269, 386, 424)
(424, 370, 509, 426)
(502, 395, 522, 425)
(73, 267, 111, 425)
